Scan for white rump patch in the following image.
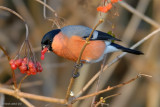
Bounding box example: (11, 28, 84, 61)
(104, 41, 119, 54)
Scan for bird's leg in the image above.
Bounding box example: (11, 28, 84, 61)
(72, 60, 86, 78)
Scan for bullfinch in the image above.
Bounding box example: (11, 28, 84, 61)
(41, 25, 143, 63)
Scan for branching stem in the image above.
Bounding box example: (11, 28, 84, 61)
(0, 45, 17, 89)
(18, 74, 29, 90)
(73, 74, 149, 102)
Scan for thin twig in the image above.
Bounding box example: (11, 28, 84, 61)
(0, 6, 29, 40)
(0, 6, 25, 22)
(35, 0, 56, 14)
(0, 5, 29, 50)
(0, 46, 10, 61)
(65, 78, 74, 101)
(65, 19, 104, 102)
(0, 87, 66, 104)
(0, 45, 17, 89)
(43, 0, 47, 19)
(18, 75, 29, 90)
(19, 97, 35, 107)
(122, 0, 151, 43)
(2, 81, 43, 89)
(95, 93, 121, 107)
(139, 73, 152, 78)
(25, 23, 29, 40)
(73, 74, 149, 102)
(20, 80, 43, 88)
(119, 1, 160, 28)
(36, 0, 63, 28)
(91, 55, 107, 106)
(76, 28, 160, 98)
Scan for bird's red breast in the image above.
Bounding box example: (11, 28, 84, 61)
(52, 32, 106, 62)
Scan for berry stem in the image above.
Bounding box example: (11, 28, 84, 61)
(0, 45, 18, 89)
(18, 74, 29, 90)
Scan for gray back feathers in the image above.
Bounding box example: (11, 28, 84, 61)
(61, 25, 120, 41)
(61, 25, 98, 38)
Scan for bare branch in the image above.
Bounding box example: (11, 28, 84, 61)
(0, 87, 66, 104)
(74, 74, 150, 102)
(19, 97, 35, 107)
(95, 93, 121, 107)
(18, 75, 29, 90)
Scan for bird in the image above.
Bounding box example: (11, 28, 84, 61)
(41, 25, 143, 63)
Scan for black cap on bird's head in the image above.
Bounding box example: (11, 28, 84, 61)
(41, 29, 61, 51)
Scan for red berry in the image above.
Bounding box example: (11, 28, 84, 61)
(32, 66, 36, 70)
(19, 65, 27, 71)
(15, 59, 22, 67)
(111, 0, 119, 3)
(28, 61, 34, 68)
(41, 51, 45, 55)
(29, 68, 37, 75)
(20, 70, 26, 74)
(106, 3, 112, 10)
(41, 47, 48, 54)
(23, 57, 28, 63)
(41, 48, 48, 60)
(41, 47, 48, 57)
(31, 71, 36, 75)
(38, 66, 43, 72)
(21, 61, 26, 66)
(41, 54, 45, 60)
(26, 70, 31, 75)
(11, 63, 17, 70)
(9, 59, 14, 65)
(36, 62, 42, 72)
(36, 62, 41, 67)
(29, 67, 36, 72)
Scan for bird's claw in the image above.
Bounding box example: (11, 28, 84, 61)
(72, 72, 80, 78)
(74, 62, 83, 69)
(72, 60, 86, 78)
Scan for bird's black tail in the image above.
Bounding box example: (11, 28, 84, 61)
(111, 43, 143, 55)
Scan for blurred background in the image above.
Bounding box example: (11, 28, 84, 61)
(0, 0, 160, 107)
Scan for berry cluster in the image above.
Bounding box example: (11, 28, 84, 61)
(41, 47, 48, 60)
(97, 0, 122, 13)
(97, 3, 112, 13)
(9, 57, 43, 75)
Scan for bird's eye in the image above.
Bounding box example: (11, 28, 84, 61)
(47, 40, 51, 44)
